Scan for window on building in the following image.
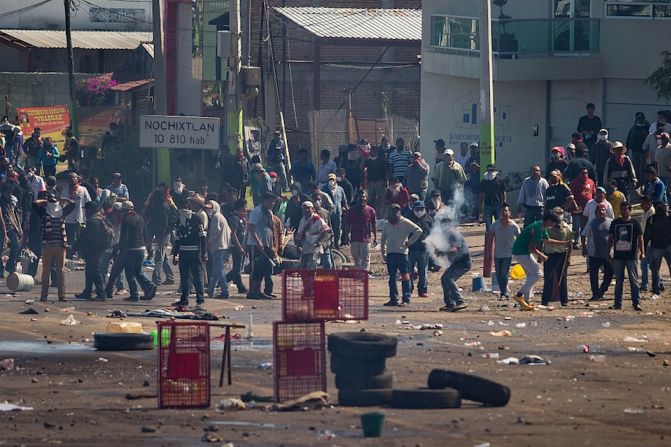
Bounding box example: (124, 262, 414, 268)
(605, 1, 671, 19)
(430, 16, 479, 50)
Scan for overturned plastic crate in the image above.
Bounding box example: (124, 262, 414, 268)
(282, 269, 368, 322)
(273, 321, 326, 403)
(157, 321, 210, 409)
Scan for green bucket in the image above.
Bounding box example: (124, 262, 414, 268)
(150, 328, 171, 347)
(361, 412, 385, 438)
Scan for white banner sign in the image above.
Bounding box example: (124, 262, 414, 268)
(139, 115, 220, 150)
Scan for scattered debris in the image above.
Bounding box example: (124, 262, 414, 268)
(623, 407, 645, 414)
(489, 330, 512, 337)
(0, 358, 14, 371)
(125, 392, 157, 400)
(0, 402, 33, 412)
(589, 355, 606, 363)
(419, 324, 443, 330)
(602, 322, 611, 328)
(24, 299, 34, 304)
(464, 341, 481, 347)
(623, 336, 648, 343)
(60, 314, 79, 326)
(201, 432, 223, 443)
(258, 362, 273, 369)
(519, 355, 550, 365)
(497, 357, 520, 365)
(217, 398, 246, 411)
(646, 351, 656, 357)
(96, 357, 109, 363)
(664, 360, 669, 367)
(19, 308, 39, 315)
(240, 392, 274, 403)
(482, 353, 500, 359)
(479, 305, 490, 312)
(60, 306, 76, 312)
(141, 426, 157, 433)
(271, 391, 329, 412)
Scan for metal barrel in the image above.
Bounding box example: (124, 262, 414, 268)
(7, 273, 35, 292)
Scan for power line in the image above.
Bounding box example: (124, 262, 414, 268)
(0, 0, 55, 24)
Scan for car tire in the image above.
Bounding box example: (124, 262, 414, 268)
(338, 389, 392, 407)
(427, 369, 511, 407)
(328, 332, 397, 360)
(391, 388, 462, 409)
(335, 373, 393, 391)
(330, 354, 386, 376)
(93, 333, 154, 351)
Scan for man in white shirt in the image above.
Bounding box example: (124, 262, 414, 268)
(61, 172, 91, 259)
(583, 186, 614, 223)
(24, 166, 45, 199)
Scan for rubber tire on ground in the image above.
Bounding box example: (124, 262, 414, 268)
(330, 354, 386, 376)
(93, 333, 154, 351)
(391, 388, 462, 409)
(338, 389, 393, 407)
(427, 369, 511, 407)
(335, 373, 393, 391)
(328, 332, 397, 360)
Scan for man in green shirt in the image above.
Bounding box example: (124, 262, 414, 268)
(541, 207, 574, 306)
(512, 212, 571, 310)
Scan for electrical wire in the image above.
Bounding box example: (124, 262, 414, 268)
(0, 0, 55, 24)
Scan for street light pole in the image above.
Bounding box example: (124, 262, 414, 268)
(227, 0, 243, 153)
(63, 0, 78, 138)
(479, 0, 495, 176)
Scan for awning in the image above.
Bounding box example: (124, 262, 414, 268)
(273, 7, 421, 41)
(0, 29, 152, 50)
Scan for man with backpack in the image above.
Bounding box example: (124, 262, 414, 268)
(74, 202, 114, 300)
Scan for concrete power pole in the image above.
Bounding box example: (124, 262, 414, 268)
(63, 0, 78, 138)
(227, 0, 242, 153)
(152, 0, 171, 185)
(479, 0, 495, 176)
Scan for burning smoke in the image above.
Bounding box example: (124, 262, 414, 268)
(424, 185, 466, 268)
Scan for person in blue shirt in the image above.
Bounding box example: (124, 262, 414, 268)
(39, 137, 59, 177)
(643, 166, 667, 203)
(106, 172, 129, 202)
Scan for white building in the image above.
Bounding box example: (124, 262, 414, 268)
(0, 0, 151, 31)
(422, 0, 671, 186)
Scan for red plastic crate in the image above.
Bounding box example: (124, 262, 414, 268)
(273, 321, 326, 403)
(282, 269, 368, 322)
(157, 321, 210, 409)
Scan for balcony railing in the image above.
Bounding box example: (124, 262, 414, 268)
(430, 16, 600, 56)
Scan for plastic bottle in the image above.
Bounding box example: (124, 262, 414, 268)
(247, 312, 254, 339)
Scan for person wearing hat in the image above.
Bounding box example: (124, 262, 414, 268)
(342, 190, 377, 271)
(402, 193, 420, 219)
(74, 202, 114, 301)
(590, 128, 612, 183)
(61, 172, 92, 259)
(580, 202, 614, 301)
(603, 141, 637, 199)
(577, 102, 603, 149)
(438, 148, 467, 206)
(296, 200, 332, 269)
(172, 195, 208, 307)
(564, 143, 597, 183)
(170, 177, 193, 210)
(244, 191, 277, 299)
(385, 176, 410, 214)
(380, 203, 423, 306)
(39, 137, 59, 177)
(627, 112, 651, 180)
(481, 164, 507, 231)
(106, 173, 129, 202)
(583, 186, 614, 223)
(32, 190, 76, 302)
(541, 207, 573, 306)
(654, 131, 671, 201)
(405, 151, 430, 199)
(117, 201, 157, 302)
(266, 132, 288, 192)
(546, 146, 568, 176)
(322, 172, 347, 248)
(250, 163, 273, 207)
(407, 199, 433, 299)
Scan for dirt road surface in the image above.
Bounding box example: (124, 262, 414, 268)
(1, 222, 670, 446)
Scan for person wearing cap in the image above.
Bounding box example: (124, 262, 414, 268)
(267, 133, 288, 192)
(407, 199, 433, 299)
(342, 190, 377, 271)
(627, 112, 651, 180)
(577, 102, 603, 149)
(607, 202, 645, 311)
(402, 194, 420, 219)
(363, 145, 388, 214)
(644, 201, 670, 297)
(603, 141, 637, 199)
(244, 191, 277, 299)
(117, 201, 157, 302)
(583, 186, 614, 223)
(405, 151, 430, 199)
(380, 203, 423, 306)
(250, 163, 273, 207)
(581, 202, 614, 301)
(170, 177, 192, 210)
(517, 166, 548, 227)
(590, 128, 612, 183)
(296, 201, 332, 269)
(171, 194, 208, 306)
(322, 172, 347, 248)
(107, 173, 129, 202)
(32, 191, 76, 301)
(480, 163, 507, 231)
(546, 146, 568, 176)
(569, 167, 596, 248)
(73, 202, 114, 301)
(654, 131, 671, 201)
(39, 137, 59, 177)
(488, 203, 520, 299)
(385, 176, 410, 213)
(468, 142, 480, 166)
(0, 183, 22, 278)
(317, 149, 337, 188)
(541, 207, 573, 306)
(455, 142, 470, 168)
(438, 148, 467, 206)
(564, 143, 597, 182)
(61, 172, 92, 259)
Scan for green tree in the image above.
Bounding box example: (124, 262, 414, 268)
(646, 50, 671, 100)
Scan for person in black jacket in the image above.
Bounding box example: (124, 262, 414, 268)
(74, 202, 112, 300)
(144, 189, 175, 285)
(118, 201, 157, 302)
(284, 182, 310, 231)
(173, 195, 208, 307)
(407, 200, 434, 299)
(626, 112, 651, 181)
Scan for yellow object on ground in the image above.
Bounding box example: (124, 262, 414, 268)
(509, 263, 526, 280)
(106, 322, 143, 333)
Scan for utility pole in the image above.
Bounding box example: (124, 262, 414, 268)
(152, 0, 170, 185)
(63, 0, 78, 138)
(479, 0, 495, 177)
(227, 0, 243, 153)
(480, 0, 495, 279)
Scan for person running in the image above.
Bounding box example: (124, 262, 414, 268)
(488, 204, 520, 299)
(433, 217, 472, 312)
(380, 204, 422, 307)
(407, 200, 433, 298)
(118, 201, 157, 302)
(541, 207, 573, 307)
(511, 212, 571, 310)
(581, 203, 614, 301)
(608, 202, 644, 311)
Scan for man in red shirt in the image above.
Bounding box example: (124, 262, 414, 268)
(570, 168, 595, 248)
(384, 177, 409, 212)
(342, 190, 377, 272)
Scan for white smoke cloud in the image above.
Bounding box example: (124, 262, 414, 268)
(424, 185, 466, 268)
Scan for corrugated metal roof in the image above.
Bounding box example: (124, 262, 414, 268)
(274, 7, 421, 41)
(109, 78, 153, 92)
(0, 29, 152, 50)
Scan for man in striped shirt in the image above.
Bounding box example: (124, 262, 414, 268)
(388, 138, 412, 183)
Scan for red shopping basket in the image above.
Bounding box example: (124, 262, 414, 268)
(282, 269, 368, 322)
(273, 321, 326, 403)
(157, 321, 210, 409)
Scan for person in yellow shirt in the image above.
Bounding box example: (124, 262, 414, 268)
(606, 179, 626, 219)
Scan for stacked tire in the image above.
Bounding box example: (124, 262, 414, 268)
(328, 332, 397, 407)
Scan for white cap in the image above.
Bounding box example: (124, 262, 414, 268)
(302, 201, 314, 208)
(444, 148, 454, 156)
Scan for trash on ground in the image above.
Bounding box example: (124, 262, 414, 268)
(489, 330, 512, 337)
(60, 314, 79, 326)
(497, 357, 520, 365)
(240, 391, 274, 403)
(589, 355, 606, 363)
(623, 407, 645, 414)
(24, 299, 34, 304)
(580, 344, 590, 353)
(623, 336, 648, 343)
(627, 347, 644, 352)
(602, 322, 611, 328)
(218, 398, 246, 411)
(433, 330, 443, 336)
(419, 324, 443, 330)
(317, 429, 336, 440)
(96, 357, 109, 363)
(60, 306, 75, 312)
(125, 392, 157, 400)
(271, 391, 329, 412)
(0, 402, 33, 411)
(464, 341, 482, 347)
(19, 308, 39, 315)
(0, 358, 14, 371)
(480, 305, 490, 312)
(515, 322, 527, 328)
(564, 316, 575, 322)
(258, 362, 272, 369)
(519, 355, 550, 365)
(482, 353, 500, 359)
